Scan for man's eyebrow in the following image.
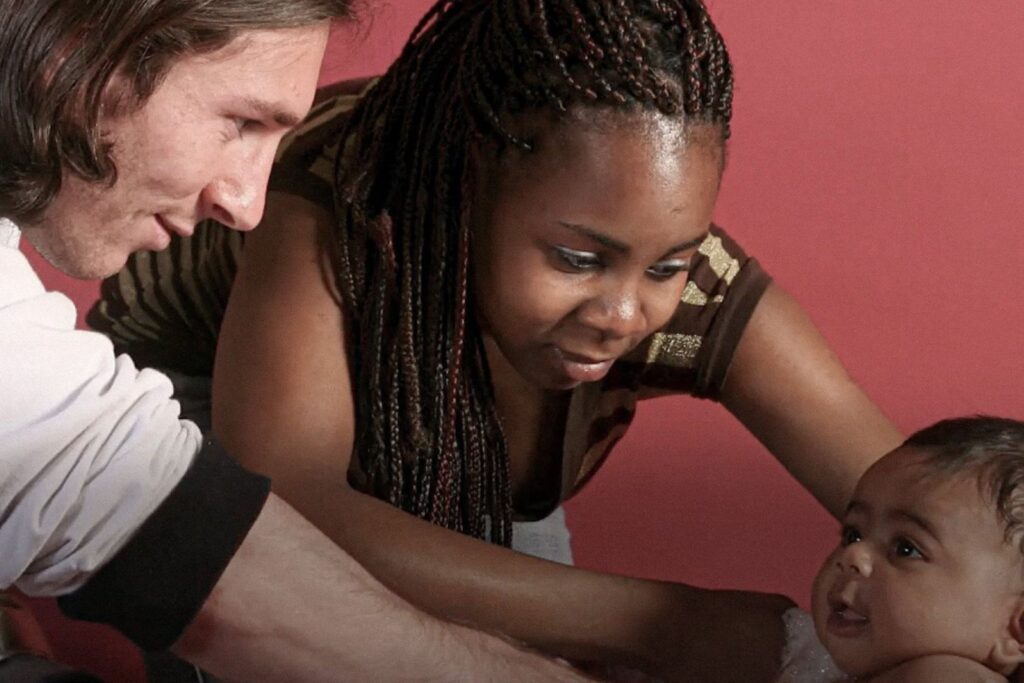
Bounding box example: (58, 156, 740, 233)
(243, 97, 304, 128)
(558, 222, 707, 256)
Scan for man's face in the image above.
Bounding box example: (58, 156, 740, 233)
(22, 23, 330, 279)
(811, 446, 1024, 677)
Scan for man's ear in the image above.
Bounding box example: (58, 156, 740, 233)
(989, 598, 1024, 675)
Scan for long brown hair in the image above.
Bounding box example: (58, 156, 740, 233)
(0, 0, 354, 223)
(330, 0, 734, 544)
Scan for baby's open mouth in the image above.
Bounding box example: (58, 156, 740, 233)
(826, 595, 869, 635)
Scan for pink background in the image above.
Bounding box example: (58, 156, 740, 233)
(24, 2, 1024, 679)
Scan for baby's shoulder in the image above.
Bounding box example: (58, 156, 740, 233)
(868, 655, 1005, 683)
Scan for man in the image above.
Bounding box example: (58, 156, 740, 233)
(0, 1, 586, 680)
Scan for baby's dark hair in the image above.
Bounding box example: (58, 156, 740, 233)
(907, 416, 1024, 555)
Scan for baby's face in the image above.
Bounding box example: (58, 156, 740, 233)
(811, 446, 1024, 677)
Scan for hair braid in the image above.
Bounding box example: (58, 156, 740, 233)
(328, 0, 733, 544)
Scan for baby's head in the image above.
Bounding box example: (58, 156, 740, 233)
(812, 416, 1024, 678)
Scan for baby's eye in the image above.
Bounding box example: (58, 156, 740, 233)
(892, 537, 923, 560)
(840, 524, 862, 546)
(645, 259, 690, 281)
(554, 246, 602, 272)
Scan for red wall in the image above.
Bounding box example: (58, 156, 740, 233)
(24, 2, 1024, 678)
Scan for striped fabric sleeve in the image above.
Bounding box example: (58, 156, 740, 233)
(266, 85, 370, 210)
(611, 224, 772, 400)
(86, 221, 243, 377)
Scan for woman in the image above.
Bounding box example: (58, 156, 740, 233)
(92, 1, 901, 679)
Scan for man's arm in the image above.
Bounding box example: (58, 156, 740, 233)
(176, 494, 592, 682)
(0, 238, 586, 681)
(54, 440, 588, 682)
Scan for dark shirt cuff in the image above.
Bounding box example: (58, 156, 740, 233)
(57, 438, 271, 651)
(0, 655, 102, 682)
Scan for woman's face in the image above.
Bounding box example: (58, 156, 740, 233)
(472, 111, 723, 391)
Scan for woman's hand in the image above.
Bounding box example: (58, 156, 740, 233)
(647, 586, 794, 683)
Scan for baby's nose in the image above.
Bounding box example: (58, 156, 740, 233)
(836, 543, 873, 577)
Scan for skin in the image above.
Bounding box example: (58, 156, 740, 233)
(22, 27, 327, 279)
(811, 446, 1024, 680)
(473, 112, 717, 394)
(12, 24, 588, 682)
(473, 113, 721, 499)
(1, 591, 54, 658)
(215, 98, 901, 681)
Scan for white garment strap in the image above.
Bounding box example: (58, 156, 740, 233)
(0, 218, 19, 249)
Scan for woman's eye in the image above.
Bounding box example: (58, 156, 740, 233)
(646, 259, 689, 281)
(840, 525, 861, 546)
(892, 537, 923, 559)
(554, 247, 602, 271)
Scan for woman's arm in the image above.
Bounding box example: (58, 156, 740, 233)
(720, 282, 904, 518)
(212, 191, 793, 681)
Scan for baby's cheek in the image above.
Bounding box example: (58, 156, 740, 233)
(809, 560, 835, 624)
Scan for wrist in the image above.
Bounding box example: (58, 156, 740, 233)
(0, 594, 53, 662)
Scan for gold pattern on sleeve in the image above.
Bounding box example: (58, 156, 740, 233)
(698, 234, 740, 285)
(646, 332, 702, 369)
(680, 281, 709, 306)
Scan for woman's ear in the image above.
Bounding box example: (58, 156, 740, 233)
(988, 598, 1024, 675)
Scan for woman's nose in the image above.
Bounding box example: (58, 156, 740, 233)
(578, 285, 648, 342)
(835, 543, 873, 577)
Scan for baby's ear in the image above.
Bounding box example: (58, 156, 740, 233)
(989, 598, 1024, 675)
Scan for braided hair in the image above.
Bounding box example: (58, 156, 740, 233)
(329, 0, 733, 544)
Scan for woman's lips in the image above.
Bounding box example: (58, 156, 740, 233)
(553, 348, 615, 383)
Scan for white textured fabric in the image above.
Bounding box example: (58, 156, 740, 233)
(776, 608, 847, 683)
(0, 219, 200, 595)
(511, 506, 575, 565)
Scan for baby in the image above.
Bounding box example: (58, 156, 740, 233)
(780, 415, 1024, 682)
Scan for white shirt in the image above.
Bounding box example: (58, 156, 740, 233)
(0, 218, 200, 595)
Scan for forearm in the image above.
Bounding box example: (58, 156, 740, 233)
(722, 283, 904, 517)
(175, 495, 590, 683)
(278, 477, 671, 667)
(271, 474, 790, 678)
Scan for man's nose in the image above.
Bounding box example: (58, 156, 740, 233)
(836, 543, 873, 577)
(200, 147, 274, 231)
